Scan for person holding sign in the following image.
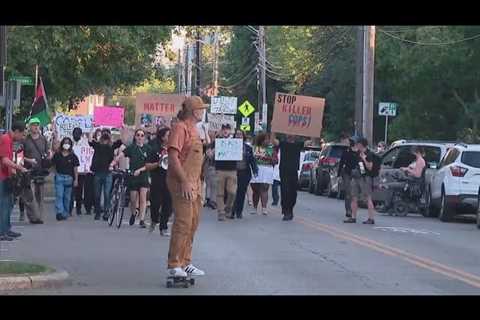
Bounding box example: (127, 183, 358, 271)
(231, 129, 258, 219)
(72, 127, 94, 216)
(271, 133, 307, 221)
(250, 132, 279, 216)
(212, 124, 238, 221)
(166, 96, 207, 279)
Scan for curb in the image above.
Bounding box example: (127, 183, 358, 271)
(0, 269, 70, 291)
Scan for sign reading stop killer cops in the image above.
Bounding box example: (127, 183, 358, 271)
(271, 93, 325, 138)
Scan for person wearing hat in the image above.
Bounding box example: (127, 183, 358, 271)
(20, 117, 51, 223)
(166, 96, 207, 278)
(211, 123, 239, 221)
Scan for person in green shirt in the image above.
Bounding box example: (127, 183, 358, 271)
(118, 129, 151, 228)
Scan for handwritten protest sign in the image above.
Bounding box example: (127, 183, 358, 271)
(54, 113, 94, 139)
(207, 113, 237, 133)
(215, 138, 243, 161)
(135, 93, 185, 127)
(210, 96, 238, 114)
(73, 139, 94, 174)
(271, 93, 325, 138)
(94, 106, 124, 127)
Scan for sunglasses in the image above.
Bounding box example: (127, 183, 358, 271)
(136, 134, 145, 137)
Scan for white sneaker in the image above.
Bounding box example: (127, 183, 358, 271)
(167, 267, 187, 278)
(184, 264, 205, 276)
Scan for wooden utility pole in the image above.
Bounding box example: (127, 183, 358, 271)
(177, 49, 182, 94)
(212, 29, 219, 97)
(258, 26, 267, 129)
(362, 26, 376, 145)
(354, 26, 364, 137)
(195, 29, 201, 97)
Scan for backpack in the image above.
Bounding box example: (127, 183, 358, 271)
(368, 151, 381, 177)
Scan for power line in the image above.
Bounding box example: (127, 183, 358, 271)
(379, 28, 480, 46)
(218, 67, 257, 89)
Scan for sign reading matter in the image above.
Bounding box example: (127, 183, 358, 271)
(135, 93, 185, 127)
(210, 96, 237, 114)
(54, 113, 94, 139)
(207, 113, 237, 132)
(215, 138, 243, 161)
(94, 106, 125, 127)
(271, 93, 325, 138)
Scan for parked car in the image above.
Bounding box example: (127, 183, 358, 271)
(298, 149, 321, 189)
(426, 144, 480, 222)
(373, 140, 456, 214)
(308, 143, 349, 196)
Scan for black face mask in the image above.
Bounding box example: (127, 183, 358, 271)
(73, 135, 81, 142)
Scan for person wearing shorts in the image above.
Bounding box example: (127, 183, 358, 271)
(119, 129, 151, 228)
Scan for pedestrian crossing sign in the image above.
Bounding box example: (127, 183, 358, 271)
(238, 100, 255, 117)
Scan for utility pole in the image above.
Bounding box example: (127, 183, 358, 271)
(258, 26, 267, 130)
(362, 26, 375, 145)
(354, 26, 364, 137)
(212, 29, 219, 97)
(0, 25, 7, 97)
(186, 44, 192, 96)
(177, 49, 182, 94)
(195, 29, 201, 97)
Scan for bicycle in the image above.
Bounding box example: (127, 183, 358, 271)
(107, 169, 131, 229)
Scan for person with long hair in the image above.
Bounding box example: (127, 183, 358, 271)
(52, 137, 79, 221)
(146, 127, 173, 236)
(120, 129, 151, 228)
(166, 96, 207, 278)
(232, 129, 258, 219)
(250, 132, 279, 215)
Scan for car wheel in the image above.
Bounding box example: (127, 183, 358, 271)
(424, 186, 439, 218)
(314, 171, 322, 196)
(439, 188, 454, 222)
(476, 191, 480, 229)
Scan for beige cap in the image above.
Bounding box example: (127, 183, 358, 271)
(184, 96, 207, 110)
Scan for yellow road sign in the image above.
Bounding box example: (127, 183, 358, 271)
(240, 124, 251, 132)
(238, 100, 255, 117)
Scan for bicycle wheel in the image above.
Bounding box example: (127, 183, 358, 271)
(117, 185, 126, 229)
(108, 193, 119, 227)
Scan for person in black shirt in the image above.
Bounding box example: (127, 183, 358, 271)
(344, 137, 379, 225)
(89, 130, 122, 221)
(146, 127, 173, 236)
(272, 133, 306, 221)
(52, 137, 79, 221)
(337, 138, 358, 218)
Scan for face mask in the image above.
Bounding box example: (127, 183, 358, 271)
(63, 144, 71, 150)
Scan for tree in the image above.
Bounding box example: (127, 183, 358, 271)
(6, 26, 172, 119)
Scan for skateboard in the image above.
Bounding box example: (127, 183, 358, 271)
(166, 275, 195, 288)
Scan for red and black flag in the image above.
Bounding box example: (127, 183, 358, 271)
(29, 75, 51, 126)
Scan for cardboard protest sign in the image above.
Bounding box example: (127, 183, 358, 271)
(135, 93, 185, 127)
(214, 138, 243, 161)
(206, 113, 237, 133)
(54, 113, 94, 139)
(94, 106, 125, 127)
(73, 139, 94, 174)
(210, 96, 237, 114)
(271, 93, 325, 138)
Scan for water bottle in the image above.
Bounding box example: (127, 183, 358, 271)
(359, 161, 366, 175)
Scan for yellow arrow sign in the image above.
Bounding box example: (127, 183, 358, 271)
(238, 100, 255, 117)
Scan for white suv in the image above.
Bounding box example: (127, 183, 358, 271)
(427, 144, 480, 222)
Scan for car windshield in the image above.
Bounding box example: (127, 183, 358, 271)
(329, 146, 348, 158)
(461, 151, 480, 168)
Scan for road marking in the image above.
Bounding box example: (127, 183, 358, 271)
(374, 226, 440, 236)
(270, 207, 480, 289)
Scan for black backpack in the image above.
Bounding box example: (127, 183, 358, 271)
(368, 151, 381, 177)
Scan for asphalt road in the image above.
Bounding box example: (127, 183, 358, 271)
(2, 190, 480, 295)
